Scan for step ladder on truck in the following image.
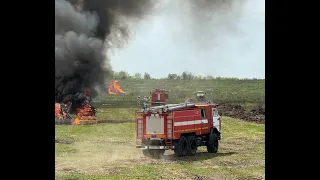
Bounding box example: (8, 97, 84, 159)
(135, 102, 222, 158)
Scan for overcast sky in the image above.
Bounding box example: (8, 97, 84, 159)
(109, 0, 265, 79)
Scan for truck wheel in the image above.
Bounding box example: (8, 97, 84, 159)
(174, 136, 188, 157)
(187, 136, 197, 156)
(207, 129, 219, 153)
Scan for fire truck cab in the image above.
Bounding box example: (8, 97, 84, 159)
(196, 91, 206, 102)
(136, 103, 221, 158)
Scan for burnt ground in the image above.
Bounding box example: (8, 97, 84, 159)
(219, 104, 265, 124)
(185, 98, 265, 124)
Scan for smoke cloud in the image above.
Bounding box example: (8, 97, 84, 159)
(55, 0, 153, 109)
(111, 0, 265, 78)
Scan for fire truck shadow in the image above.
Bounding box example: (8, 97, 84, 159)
(162, 152, 236, 162)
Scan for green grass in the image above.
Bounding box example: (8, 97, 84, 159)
(56, 78, 265, 179)
(100, 79, 264, 103)
(96, 108, 137, 121)
(55, 117, 265, 180)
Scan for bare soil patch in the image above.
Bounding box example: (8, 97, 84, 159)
(219, 104, 265, 123)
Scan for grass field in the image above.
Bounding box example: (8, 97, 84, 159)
(96, 108, 137, 121)
(55, 116, 264, 180)
(56, 78, 265, 179)
(96, 79, 265, 106)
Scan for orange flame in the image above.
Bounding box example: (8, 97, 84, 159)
(108, 80, 126, 94)
(73, 104, 97, 125)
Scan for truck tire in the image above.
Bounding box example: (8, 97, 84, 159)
(207, 129, 219, 153)
(174, 136, 188, 157)
(142, 149, 165, 159)
(187, 136, 197, 156)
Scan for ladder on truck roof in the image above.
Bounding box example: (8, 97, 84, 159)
(138, 103, 196, 114)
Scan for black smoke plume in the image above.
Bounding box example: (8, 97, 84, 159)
(55, 0, 153, 111)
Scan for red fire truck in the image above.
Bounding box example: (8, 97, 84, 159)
(136, 102, 221, 158)
(150, 88, 169, 106)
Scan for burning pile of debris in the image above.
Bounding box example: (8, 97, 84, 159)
(55, 88, 98, 125)
(55, 102, 97, 125)
(55, 102, 72, 124)
(73, 103, 97, 125)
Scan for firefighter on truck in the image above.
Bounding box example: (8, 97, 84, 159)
(135, 102, 221, 158)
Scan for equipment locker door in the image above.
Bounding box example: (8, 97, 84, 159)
(212, 108, 221, 132)
(200, 109, 208, 134)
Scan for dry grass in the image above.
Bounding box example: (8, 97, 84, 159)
(55, 116, 265, 180)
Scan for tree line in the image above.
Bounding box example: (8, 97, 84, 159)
(110, 71, 263, 80)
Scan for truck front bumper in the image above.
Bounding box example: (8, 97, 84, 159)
(136, 145, 174, 150)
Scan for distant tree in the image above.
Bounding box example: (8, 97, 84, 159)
(112, 72, 120, 79)
(144, 72, 151, 79)
(182, 72, 187, 80)
(118, 71, 129, 80)
(206, 75, 214, 80)
(182, 71, 194, 80)
(194, 75, 203, 80)
(134, 73, 142, 79)
(167, 73, 178, 80)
